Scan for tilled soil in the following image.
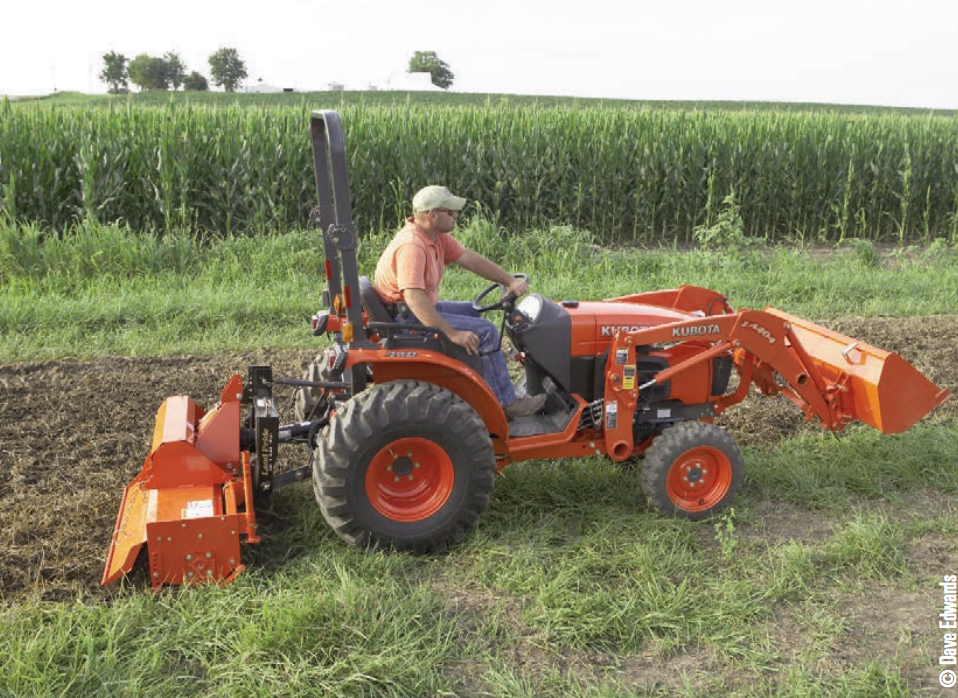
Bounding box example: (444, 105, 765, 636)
(1, 316, 956, 603)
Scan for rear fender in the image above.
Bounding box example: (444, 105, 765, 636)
(347, 349, 509, 439)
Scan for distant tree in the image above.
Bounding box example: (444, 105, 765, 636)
(99, 51, 129, 94)
(182, 71, 209, 91)
(163, 51, 186, 90)
(208, 47, 247, 92)
(407, 51, 454, 89)
(128, 54, 170, 91)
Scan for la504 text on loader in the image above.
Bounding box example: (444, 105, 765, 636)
(102, 111, 949, 590)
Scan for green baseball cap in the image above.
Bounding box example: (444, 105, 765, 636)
(412, 185, 467, 213)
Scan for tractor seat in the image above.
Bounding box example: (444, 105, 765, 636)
(359, 276, 394, 323)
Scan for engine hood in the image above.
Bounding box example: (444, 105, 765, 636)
(563, 300, 696, 357)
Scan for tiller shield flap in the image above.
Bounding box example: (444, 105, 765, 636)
(766, 309, 950, 434)
(102, 375, 260, 590)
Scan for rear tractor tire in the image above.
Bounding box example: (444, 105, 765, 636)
(294, 356, 326, 422)
(640, 421, 744, 520)
(313, 380, 496, 554)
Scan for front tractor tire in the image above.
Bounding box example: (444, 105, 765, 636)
(640, 421, 744, 520)
(313, 380, 496, 554)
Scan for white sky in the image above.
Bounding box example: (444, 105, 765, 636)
(3, 0, 957, 108)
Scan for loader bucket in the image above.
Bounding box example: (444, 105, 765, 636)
(767, 309, 950, 434)
(102, 375, 260, 589)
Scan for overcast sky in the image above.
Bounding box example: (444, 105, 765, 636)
(3, 0, 957, 108)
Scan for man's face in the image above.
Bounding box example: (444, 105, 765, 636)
(430, 208, 459, 233)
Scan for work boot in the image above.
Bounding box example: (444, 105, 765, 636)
(504, 393, 547, 419)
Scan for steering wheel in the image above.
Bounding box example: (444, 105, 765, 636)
(472, 273, 529, 313)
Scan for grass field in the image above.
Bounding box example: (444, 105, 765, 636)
(1, 93, 957, 696)
(4, 213, 958, 361)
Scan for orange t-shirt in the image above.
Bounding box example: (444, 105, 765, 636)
(374, 218, 466, 305)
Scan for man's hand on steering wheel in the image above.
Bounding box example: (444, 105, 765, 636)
(472, 273, 530, 313)
(504, 276, 529, 298)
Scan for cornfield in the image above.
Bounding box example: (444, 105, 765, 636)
(2, 96, 958, 243)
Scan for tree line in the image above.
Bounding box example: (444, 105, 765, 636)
(99, 48, 248, 94)
(99, 49, 455, 95)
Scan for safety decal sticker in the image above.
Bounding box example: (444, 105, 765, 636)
(605, 401, 618, 430)
(622, 366, 636, 390)
(182, 500, 215, 520)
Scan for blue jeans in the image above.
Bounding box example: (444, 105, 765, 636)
(400, 301, 516, 407)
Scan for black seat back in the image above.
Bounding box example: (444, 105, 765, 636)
(358, 276, 394, 323)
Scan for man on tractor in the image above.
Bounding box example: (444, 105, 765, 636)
(373, 185, 546, 418)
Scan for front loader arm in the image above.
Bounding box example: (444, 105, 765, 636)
(626, 309, 948, 434)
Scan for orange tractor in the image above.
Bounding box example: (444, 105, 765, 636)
(103, 111, 949, 589)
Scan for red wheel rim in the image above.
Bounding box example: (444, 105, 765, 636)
(366, 437, 455, 522)
(665, 446, 733, 513)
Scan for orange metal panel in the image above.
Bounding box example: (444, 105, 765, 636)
(195, 399, 241, 466)
(153, 396, 201, 448)
(146, 516, 243, 589)
(565, 301, 694, 358)
(601, 332, 638, 461)
(101, 475, 150, 587)
(149, 484, 223, 523)
(606, 285, 732, 315)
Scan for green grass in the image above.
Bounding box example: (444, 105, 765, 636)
(2, 217, 958, 361)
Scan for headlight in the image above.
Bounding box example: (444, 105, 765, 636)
(517, 294, 543, 323)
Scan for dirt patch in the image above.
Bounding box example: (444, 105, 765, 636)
(1, 315, 956, 603)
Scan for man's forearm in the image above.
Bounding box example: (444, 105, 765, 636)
(457, 251, 513, 286)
